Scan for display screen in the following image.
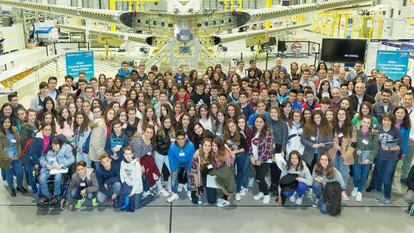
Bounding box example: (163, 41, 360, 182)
(321, 39, 367, 63)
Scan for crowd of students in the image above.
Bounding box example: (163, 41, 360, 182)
(0, 58, 413, 215)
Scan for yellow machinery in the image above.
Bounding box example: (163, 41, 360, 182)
(108, 0, 160, 30)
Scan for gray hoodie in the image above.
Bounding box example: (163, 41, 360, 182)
(66, 168, 99, 205)
(268, 118, 288, 152)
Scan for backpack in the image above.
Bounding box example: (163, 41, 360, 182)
(22, 138, 34, 154)
(323, 181, 342, 216)
(82, 131, 92, 154)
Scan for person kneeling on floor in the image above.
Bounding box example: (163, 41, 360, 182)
(276, 150, 312, 206)
(119, 146, 153, 212)
(38, 136, 75, 206)
(403, 164, 414, 216)
(96, 153, 121, 207)
(67, 161, 99, 210)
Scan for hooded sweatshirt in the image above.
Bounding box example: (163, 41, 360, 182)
(268, 118, 288, 153)
(96, 160, 121, 197)
(120, 158, 143, 196)
(67, 168, 99, 205)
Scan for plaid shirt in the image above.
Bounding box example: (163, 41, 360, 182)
(249, 129, 273, 163)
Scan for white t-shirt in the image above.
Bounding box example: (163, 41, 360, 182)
(251, 133, 260, 160)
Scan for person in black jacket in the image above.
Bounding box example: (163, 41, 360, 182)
(154, 117, 175, 197)
(403, 165, 414, 216)
(350, 82, 375, 113)
(365, 72, 386, 98)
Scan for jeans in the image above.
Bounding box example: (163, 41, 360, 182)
(282, 182, 309, 198)
(234, 152, 248, 192)
(71, 188, 95, 202)
(76, 151, 92, 168)
(1, 169, 6, 181)
(401, 141, 414, 179)
(39, 171, 62, 198)
(5, 160, 24, 190)
(375, 158, 398, 200)
(96, 182, 122, 203)
(334, 152, 350, 188)
(201, 172, 217, 204)
(134, 191, 154, 209)
(270, 162, 281, 193)
(254, 163, 271, 195)
(312, 182, 327, 214)
(352, 163, 371, 192)
(154, 151, 171, 191)
(171, 163, 191, 194)
(24, 164, 38, 194)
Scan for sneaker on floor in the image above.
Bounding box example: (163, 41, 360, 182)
(383, 199, 391, 205)
(187, 191, 191, 200)
(341, 191, 350, 201)
(289, 192, 297, 203)
(167, 193, 179, 203)
(183, 184, 188, 192)
(92, 197, 98, 207)
(235, 193, 241, 201)
(262, 195, 271, 204)
(312, 199, 319, 208)
(142, 191, 151, 198)
(307, 189, 314, 201)
(10, 189, 16, 197)
(177, 184, 183, 192)
(351, 187, 358, 197)
(295, 196, 303, 205)
(217, 199, 230, 207)
(375, 192, 382, 203)
(159, 188, 170, 197)
(240, 186, 248, 196)
(356, 192, 362, 202)
(75, 197, 86, 209)
(16, 187, 28, 193)
(37, 197, 49, 206)
(50, 198, 60, 207)
(253, 192, 264, 201)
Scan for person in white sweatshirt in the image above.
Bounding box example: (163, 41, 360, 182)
(119, 146, 153, 212)
(276, 150, 312, 205)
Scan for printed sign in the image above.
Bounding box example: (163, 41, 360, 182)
(376, 50, 409, 81)
(65, 51, 94, 81)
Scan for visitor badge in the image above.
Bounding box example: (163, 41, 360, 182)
(362, 139, 369, 145)
(311, 136, 316, 141)
(338, 133, 343, 138)
(179, 152, 185, 157)
(207, 164, 213, 169)
(80, 182, 86, 187)
(10, 139, 16, 143)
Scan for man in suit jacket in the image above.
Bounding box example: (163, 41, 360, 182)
(350, 82, 375, 112)
(366, 72, 386, 98)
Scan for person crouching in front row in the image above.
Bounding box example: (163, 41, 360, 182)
(66, 161, 99, 210)
(119, 146, 153, 212)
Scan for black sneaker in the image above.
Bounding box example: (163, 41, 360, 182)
(16, 187, 28, 193)
(50, 198, 60, 207)
(37, 197, 50, 206)
(11, 189, 16, 197)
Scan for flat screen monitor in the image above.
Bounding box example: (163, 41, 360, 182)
(321, 38, 367, 63)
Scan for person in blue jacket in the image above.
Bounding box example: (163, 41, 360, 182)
(96, 154, 121, 205)
(247, 100, 269, 127)
(20, 123, 53, 198)
(167, 130, 195, 203)
(117, 61, 131, 81)
(38, 137, 75, 206)
(105, 120, 129, 162)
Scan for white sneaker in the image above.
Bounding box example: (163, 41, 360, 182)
(356, 192, 363, 202)
(186, 191, 191, 199)
(183, 184, 188, 192)
(167, 193, 179, 203)
(262, 195, 271, 204)
(248, 178, 254, 188)
(142, 191, 151, 198)
(253, 192, 264, 201)
(289, 192, 297, 203)
(312, 199, 319, 208)
(295, 196, 303, 205)
(235, 193, 242, 201)
(159, 188, 170, 197)
(307, 189, 314, 201)
(240, 186, 248, 196)
(177, 184, 183, 192)
(351, 187, 358, 197)
(341, 191, 350, 201)
(217, 199, 230, 207)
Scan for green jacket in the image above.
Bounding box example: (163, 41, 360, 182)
(0, 127, 21, 169)
(353, 129, 379, 164)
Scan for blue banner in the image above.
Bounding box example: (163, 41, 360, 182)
(376, 50, 410, 81)
(65, 51, 94, 81)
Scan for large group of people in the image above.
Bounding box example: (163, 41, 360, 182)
(0, 57, 413, 216)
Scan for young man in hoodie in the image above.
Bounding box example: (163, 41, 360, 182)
(38, 137, 75, 206)
(96, 154, 121, 206)
(167, 130, 195, 203)
(66, 161, 99, 210)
